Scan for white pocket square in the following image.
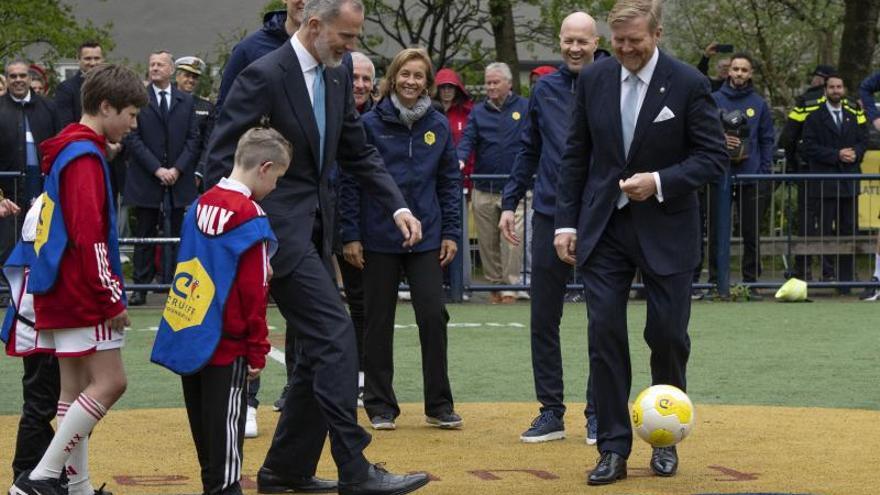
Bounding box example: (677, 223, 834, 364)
(653, 106, 675, 123)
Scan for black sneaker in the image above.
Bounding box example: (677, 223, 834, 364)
(94, 483, 114, 495)
(370, 414, 396, 430)
(690, 288, 705, 301)
(273, 384, 289, 412)
(426, 411, 463, 429)
(859, 277, 880, 301)
(519, 410, 565, 443)
(9, 470, 65, 495)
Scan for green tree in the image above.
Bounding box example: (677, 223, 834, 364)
(0, 0, 113, 63)
(837, 0, 880, 96)
(663, 0, 845, 109)
(360, 0, 491, 71)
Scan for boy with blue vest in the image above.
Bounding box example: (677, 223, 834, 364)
(151, 127, 289, 495)
(9, 64, 148, 495)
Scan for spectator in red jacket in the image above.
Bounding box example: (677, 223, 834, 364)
(435, 68, 474, 194)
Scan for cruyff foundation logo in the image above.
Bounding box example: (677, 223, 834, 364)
(34, 193, 53, 255)
(162, 258, 215, 332)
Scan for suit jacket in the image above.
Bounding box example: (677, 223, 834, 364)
(123, 85, 199, 208)
(54, 71, 84, 127)
(800, 104, 868, 198)
(204, 41, 407, 278)
(0, 93, 60, 204)
(555, 50, 727, 276)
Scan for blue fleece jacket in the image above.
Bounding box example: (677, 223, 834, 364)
(456, 93, 529, 193)
(339, 97, 461, 254)
(502, 64, 578, 216)
(859, 71, 880, 123)
(216, 11, 289, 110)
(712, 81, 775, 174)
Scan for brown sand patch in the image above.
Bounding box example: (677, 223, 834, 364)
(1, 403, 877, 494)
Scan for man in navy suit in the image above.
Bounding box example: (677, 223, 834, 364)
(553, 0, 726, 485)
(124, 50, 199, 305)
(204, 1, 428, 494)
(800, 74, 868, 287)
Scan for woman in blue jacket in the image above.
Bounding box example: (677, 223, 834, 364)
(340, 48, 462, 431)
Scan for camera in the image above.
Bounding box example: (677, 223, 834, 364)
(716, 44, 734, 53)
(721, 109, 750, 162)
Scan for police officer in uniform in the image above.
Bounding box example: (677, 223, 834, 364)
(777, 64, 836, 279)
(174, 56, 215, 191)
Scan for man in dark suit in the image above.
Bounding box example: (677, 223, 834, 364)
(800, 74, 868, 288)
(553, 0, 726, 485)
(204, 1, 429, 494)
(124, 50, 199, 305)
(54, 41, 104, 127)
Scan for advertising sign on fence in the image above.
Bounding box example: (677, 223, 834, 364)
(860, 150, 880, 230)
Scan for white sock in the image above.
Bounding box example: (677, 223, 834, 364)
(358, 371, 364, 388)
(30, 394, 106, 482)
(56, 402, 95, 495)
(874, 254, 880, 280)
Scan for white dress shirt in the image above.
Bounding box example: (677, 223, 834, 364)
(826, 101, 843, 127)
(290, 34, 320, 106)
(289, 33, 411, 220)
(556, 48, 664, 236)
(152, 83, 172, 110)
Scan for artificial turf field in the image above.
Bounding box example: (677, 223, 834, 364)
(1, 299, 878, 494)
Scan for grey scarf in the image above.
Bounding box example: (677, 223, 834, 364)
(391, 93, 432, 128)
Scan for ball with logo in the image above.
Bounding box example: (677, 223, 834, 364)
(630, 384, 695, 447)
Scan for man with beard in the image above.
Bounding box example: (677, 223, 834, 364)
(800, 75, 868, 290)
(705, 53, 775, 299)
(499, 11, 600, 445)
(204, 1, 429, 493)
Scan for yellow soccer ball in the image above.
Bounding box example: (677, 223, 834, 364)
(631, 384, 695, 447)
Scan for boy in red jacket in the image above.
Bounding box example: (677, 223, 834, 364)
(10, 64, 148, 495)
(150, 127, 290, 495)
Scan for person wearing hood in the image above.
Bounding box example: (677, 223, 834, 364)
(499, 10, 600, 446)
(340, 48, 462, 432)
(529, 65, 557, 86)
(216, 0, 305, 110)
(706, 52, 775, 298)
(434, 68, 474, 192)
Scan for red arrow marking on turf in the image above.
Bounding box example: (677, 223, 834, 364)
(708, 465, 760, 481)
(468, 469, 559, 481)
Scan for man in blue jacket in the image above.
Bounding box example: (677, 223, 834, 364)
(706, 53, 775, 298)
(857, 71, 880, 300)
(457, 62, 529, 303)
(216, 0, 304, 111)
(499, 11, 600, 444)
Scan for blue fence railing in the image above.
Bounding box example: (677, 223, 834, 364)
(3, 170, 880, 301)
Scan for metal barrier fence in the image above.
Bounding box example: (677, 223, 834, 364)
(3, 170, 880, 301)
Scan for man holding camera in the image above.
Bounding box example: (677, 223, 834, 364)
(707, 53, 775, 298)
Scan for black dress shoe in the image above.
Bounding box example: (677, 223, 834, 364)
(650, 445, 678, 476)
(257, 467, 337, 494)
(128, 291, 146, 306)
(338, 464, 429, 495)
(587, 451, 627, 485)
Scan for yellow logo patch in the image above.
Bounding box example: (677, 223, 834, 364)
(746, 108, 755, 118)
(512, 111, 521, 121)
(162, 258, 216, 332)
(34, 193, 53, 255)
(424, 131, 436, 146)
